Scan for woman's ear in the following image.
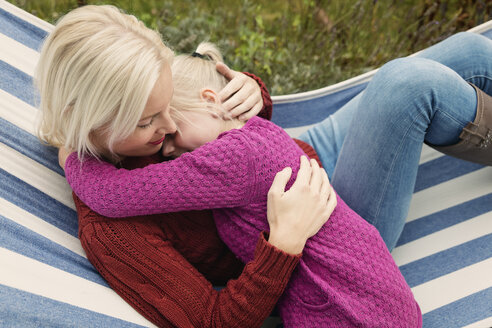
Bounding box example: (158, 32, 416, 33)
(200, 88, 220, 104)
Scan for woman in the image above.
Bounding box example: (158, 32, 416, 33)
(62, 42, 421, 327)
(37, 5, 333, 327)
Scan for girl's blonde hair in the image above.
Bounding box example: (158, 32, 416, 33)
(170, 42, 228, 124)
(35, 5, 173, 160)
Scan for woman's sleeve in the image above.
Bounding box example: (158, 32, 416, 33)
(64, 134, 255, 218)
(74, 195, 299, 328)
(243, 72, 273, 120)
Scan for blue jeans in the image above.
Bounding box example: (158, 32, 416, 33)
(299, 32, 492, 250)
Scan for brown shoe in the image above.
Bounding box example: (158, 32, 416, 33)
(429, 83, 492, 166)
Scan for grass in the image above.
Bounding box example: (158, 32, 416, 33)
(8, 0, 491, 95)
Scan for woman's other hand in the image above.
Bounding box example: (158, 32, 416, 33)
(58, 146, 73, 171)
(267, 156, 337, 254)
(216, 62, 263, 121)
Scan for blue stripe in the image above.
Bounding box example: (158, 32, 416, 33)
(0, 284, 146, 328)
(483, 28, 492, 40)
(0, 60, 38, 106)
(397, 193, 492, 246)
(0, 7, 47, 51)
(272, 83, 367, 128)
(422, 287, 492, 328)
(0, 117, 64, 175)
(399, 234, 492, 287)
(0, 169, 77, 237)
(0, 215, 108, 286)
(414, 155, 484, 192)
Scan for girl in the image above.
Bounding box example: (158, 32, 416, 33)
(61, 42, 422, 327)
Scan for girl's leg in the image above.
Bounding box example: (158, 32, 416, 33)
(330, 57, 479, 250)
(299, 32, 492, 177)
(298, 32, 492, 250)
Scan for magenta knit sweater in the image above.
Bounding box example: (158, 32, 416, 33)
(65, 116, 422, 327)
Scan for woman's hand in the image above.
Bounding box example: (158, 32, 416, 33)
(267, 156, 337, 254)
(216, 62, 263, 121)
(58, 146, 73, 171)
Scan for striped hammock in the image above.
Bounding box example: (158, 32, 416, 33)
(0, 1, 491, 326)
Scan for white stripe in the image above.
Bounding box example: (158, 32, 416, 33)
(467, 20, 492, 34)
(0, 142, 75, 210)
(272, 70, 375, 104)
(0, 33, 39, 76)
(0, 0, 53, 33)
(406, 167, 492, 222)
(418, 144, 444, 165)
(0, 197, 84, 258)
(411, 257, 492, 314)
(0, 247, 156, 327)
(0, 88, 38, 135)
(392, 211, 492, 266)
(461, 317, 492, 328)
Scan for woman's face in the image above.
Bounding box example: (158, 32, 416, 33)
(104, 64, 177, 158)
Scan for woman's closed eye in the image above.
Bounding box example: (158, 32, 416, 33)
(138, 118, 154, 129)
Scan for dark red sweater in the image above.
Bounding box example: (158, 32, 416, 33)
(73, 73, 318, 327)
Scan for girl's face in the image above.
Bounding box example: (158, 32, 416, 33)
(162, 108, 225, 158)
(100, 64, 177, 158)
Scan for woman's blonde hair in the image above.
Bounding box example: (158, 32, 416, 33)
(170, 42, 228, 124)
(35, 5, 173, 160)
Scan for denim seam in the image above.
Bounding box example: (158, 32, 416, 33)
(371, 111, 423, 229)
(464, 75, 492, 86)
(434, 105, 468, 127)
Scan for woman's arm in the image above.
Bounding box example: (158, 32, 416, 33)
(75, 195, 299, 328)
(74, 157, 334, 327)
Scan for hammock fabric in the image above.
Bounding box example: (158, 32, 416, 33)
(0, 1, 491, 326)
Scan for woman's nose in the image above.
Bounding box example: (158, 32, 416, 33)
(162, 111, 177, 134)
(157, 110, 177, 135)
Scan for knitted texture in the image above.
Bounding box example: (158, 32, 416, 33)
(66, 116, 422, 327)
(74, 167, 300, 328)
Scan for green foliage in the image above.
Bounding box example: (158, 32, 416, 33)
(8, 0, 491, 95)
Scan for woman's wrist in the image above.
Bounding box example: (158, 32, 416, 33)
(255, 232, 301, 275)
(268, 229, 305, 255)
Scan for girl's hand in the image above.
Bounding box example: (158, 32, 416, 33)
(216, 62, 263, 121)
(58, 146, 73, 171)
(267, 156, 337, 254)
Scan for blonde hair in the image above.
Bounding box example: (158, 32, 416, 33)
(170, 42, 228, 124)
(35, 5, 174, 160)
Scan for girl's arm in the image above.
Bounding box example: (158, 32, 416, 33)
(74, 155, 332, 327)
(64, 134, 255, 218)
